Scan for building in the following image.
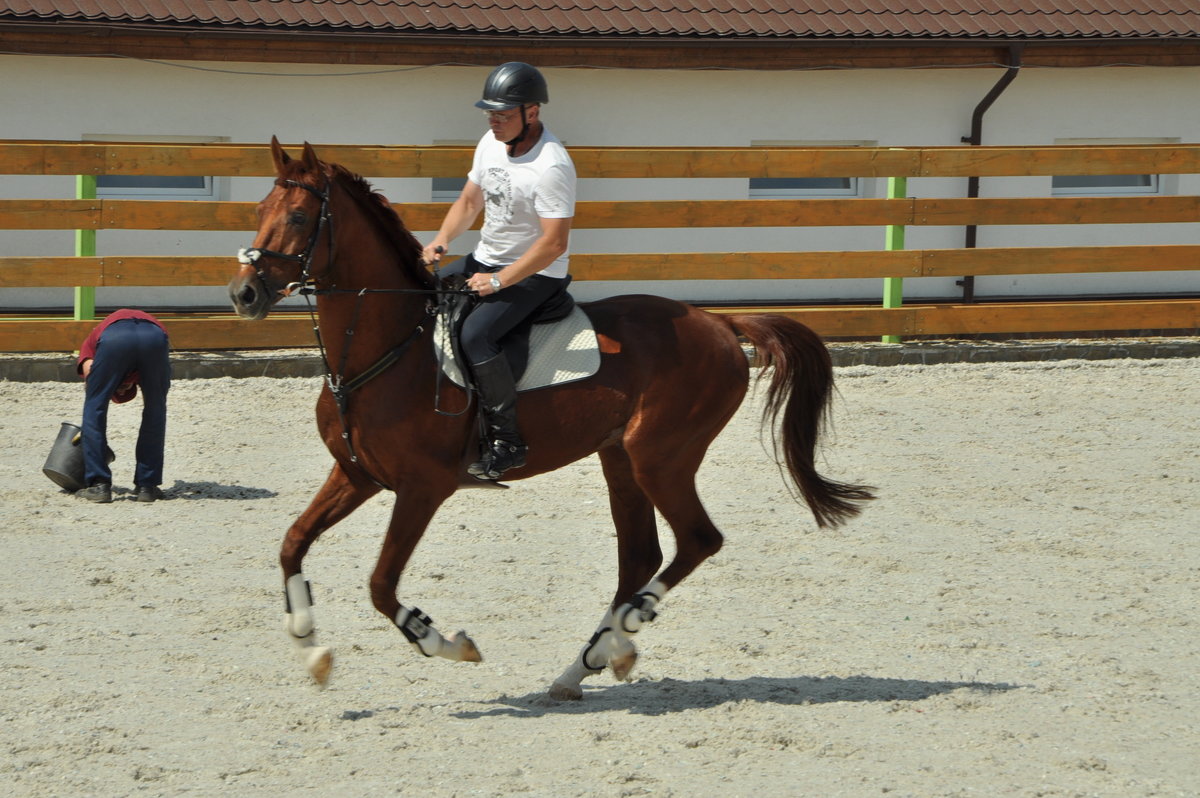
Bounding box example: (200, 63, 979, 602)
(2, 1, 1198, 310)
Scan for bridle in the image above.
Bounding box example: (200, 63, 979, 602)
(237, 176, 333, 296)
(237, 172, 474, 490)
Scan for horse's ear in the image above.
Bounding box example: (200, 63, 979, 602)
(270, 136, 290, 173)
(301, 141, 321, 174)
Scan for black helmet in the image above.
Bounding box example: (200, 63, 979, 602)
(475, 62, 549, 111)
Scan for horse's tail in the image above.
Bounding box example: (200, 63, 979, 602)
(729, 313, 876, 528)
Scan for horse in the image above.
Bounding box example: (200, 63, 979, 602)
(227, 138, 875, 700)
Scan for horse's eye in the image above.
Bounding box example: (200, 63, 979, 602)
(288, 211, 307, 226)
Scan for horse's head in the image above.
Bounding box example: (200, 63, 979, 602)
(228, 137, 332, 320)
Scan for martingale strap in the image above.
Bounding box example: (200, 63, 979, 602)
(323, 314, 431, 492)
(329, 311, 432, 415)
(247, 172, 464, 490)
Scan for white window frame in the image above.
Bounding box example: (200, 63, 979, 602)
(749, 140, 875, 199)
(1050, 137, 1175, 197)
(84, 134, 228, 201)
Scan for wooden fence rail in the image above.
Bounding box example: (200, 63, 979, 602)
(5, 246, 1200, 288)
(4, 141, 1199, 178)
(4, 195, 1200, 232)
(1, 141, 1198, 352)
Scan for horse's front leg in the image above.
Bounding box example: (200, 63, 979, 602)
(371, 484, 482, 664)
(282, 461, 380, 686)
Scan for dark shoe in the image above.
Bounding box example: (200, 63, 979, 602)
(468, 440, 528, 480)
(76, 483, 112, 503)
(135, 485, 164, 503)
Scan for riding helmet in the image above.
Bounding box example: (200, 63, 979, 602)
(475, 62, 549, 111)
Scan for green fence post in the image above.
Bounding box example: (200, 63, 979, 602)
(881, 174, 907, 344)
(74, 174, 97, 321)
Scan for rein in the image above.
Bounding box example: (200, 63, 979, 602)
(239, 173, 475, 490)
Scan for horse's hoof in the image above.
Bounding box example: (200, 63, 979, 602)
(306, 646, 333, 687)
(450, 631, 482, 663)
(610, 647, 639, 682)
(548, 681, 583, 701)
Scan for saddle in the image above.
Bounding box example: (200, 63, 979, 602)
(435, 275, 600, 392)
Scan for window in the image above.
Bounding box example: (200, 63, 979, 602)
(84, 134, 227, 200)
(1050, 137, 1174, 197)
(748, 140, 874, 199)
(1051, 173, 1159, 196)
(432, 139, 472, 202)
(96, 174, 218, 199)
(749, 176, 857, 198)
(432, 176, 468, 203)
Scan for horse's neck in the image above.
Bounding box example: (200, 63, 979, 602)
(309, 178, 434, 372)
(315, 290, 428, 373)
(316, 236, 430, 373)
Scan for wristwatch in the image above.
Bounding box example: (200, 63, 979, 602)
(489, 275, 502, 292)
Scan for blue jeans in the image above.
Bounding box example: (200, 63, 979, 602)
(82, 319, 171, 487)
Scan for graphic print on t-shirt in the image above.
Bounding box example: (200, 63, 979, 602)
(483, 167, 514, 228)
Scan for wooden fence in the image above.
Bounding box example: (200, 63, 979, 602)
(1, 141, 1198, 352)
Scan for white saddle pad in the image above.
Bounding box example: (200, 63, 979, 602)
(435, 305, 600, 391)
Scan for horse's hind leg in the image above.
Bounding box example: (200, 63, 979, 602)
(282, 461, 380, 686)
(550, 430, 730, 700)
(550, 445, 663, 700)
(593, 462, 724, 682)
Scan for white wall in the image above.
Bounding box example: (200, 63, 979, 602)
(1, 54, 1197, 310)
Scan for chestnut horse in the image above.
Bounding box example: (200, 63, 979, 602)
(228, 139, 874, 700)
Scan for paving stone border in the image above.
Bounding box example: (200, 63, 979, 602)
(2, 337, 1198, 383)
(825, 337, 1200, 367)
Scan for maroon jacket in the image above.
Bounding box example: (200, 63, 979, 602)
(77, 309, 168, 403)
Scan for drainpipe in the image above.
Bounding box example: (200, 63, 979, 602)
(958, 43, 1024, 302)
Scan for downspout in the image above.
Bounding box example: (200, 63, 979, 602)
(958, 43, 1024, 302)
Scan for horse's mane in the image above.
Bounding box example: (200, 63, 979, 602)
(282, 158, 435, 290)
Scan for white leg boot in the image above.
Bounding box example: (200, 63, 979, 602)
(549, 580, 668, 700)
(285, 573, 333, 686)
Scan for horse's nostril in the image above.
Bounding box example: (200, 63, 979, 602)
(239, 285, 257, 305)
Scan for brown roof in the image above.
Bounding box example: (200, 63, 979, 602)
(2, 0, 1198, 40)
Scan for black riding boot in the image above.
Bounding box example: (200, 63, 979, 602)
(468, 354, 527, 480)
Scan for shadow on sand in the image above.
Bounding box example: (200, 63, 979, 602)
(162, 480, 278, 500)
(339, 674, 1023, 722)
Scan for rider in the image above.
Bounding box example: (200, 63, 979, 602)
(423, 62, 577, 480)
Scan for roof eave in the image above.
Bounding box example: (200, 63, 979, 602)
(1, 19, 1198, 70)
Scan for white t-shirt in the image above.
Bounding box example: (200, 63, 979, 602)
(468, 126, 576, 279)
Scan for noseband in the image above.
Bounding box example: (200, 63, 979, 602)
(237, 177, 333, 295)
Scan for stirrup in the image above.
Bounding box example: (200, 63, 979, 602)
(468, 440, 528, 480)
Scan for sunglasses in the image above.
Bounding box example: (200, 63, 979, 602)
(482, 107, 526, 122)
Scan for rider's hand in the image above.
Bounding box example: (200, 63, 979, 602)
(422, 244, 445, 265)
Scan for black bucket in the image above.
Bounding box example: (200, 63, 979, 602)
(42, 422, 114, 492)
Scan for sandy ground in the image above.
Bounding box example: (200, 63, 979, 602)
(1, 356, 1197, 797)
